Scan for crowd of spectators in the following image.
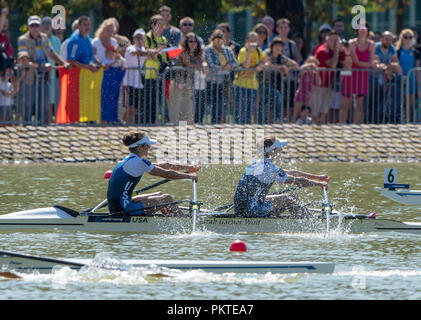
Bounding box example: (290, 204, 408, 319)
(0, 5, 420, 125)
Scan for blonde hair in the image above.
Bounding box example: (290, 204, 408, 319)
(304, 55, 319, 65)
(395, 28, 414, 50)
(94, 18, 116, 39)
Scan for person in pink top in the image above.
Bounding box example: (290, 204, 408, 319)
(349, 24, 376, 124)
(293, 56, 321, 122)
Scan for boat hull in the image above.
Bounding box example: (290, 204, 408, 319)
(1, 206, 421, 234)
(0, 250, 335, 274)
(375, 187, 421, 206)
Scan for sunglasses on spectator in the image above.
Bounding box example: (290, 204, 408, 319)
(403, 35, 413, 39)
(29, 24, 40, 28)
(182, 23, 193, 27)
(257, 30, 267, 34)
(188, 39, 197, 43)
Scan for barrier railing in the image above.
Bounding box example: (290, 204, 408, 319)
(1, 65, 420, 126)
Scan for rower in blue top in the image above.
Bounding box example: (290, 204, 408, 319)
(107, 131, 199, 216)
(234, 136, 330, 217)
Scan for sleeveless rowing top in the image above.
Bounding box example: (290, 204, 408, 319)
(107, 154, 155, 213)
(234, 159, 288, 216)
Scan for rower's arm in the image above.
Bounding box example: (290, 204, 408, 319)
(285, 170, 330, 182)
(284, 176, 326, 188)
(149, 166, 197, 181)
(154, 162, 200, 172)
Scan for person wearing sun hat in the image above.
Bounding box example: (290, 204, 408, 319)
(106, 131, 200, 217)
(233, 135, 330, 217)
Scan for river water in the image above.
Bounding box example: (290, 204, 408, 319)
(0, 162, 420, 300)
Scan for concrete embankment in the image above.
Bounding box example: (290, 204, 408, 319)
(0, 124, 420, 163)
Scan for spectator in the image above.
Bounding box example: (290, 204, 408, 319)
(233, 31, 264, 124)
(169, 32, 206, 124)
(53, 27, 65, 41)
(333, 19, 346, 39)
(103, 45, 125, 69)
(293, 35, 305, 65)
(253, 23, 270, 51)
(314, 31, 344, 124)
(159, 5, 182, 47)
(374, 31, 402, 123)
(41, 16, 61, 123)
(262, 16, 275, 44)
(260, 37, 298, 123)
(204, 29, 237, 123)
(311, 24, 331, 56)
(339, 42, 353, 124)
(18, 15, 69, 123)
(296, 105, 312, 125)
(396, 28, 420, 123)
(122, 28, 147, 124)
(67, 16, 99, 72)
(60, 19, 78, 61)
(144, 14, 169, 124)
(0, 8, 13, 58)
(15, 51, 35, 122)
(0, 67, 19, 122)
(276, 18, 299, 62)
(92, 18, 119, 65)
(179, 17, 204, 47)
(276, 18, 300, 120)
(217, 22, 241, 57)
(349, 24, 376, 124)
(293, 55, 320, 122)
(109, 17, 131, 56)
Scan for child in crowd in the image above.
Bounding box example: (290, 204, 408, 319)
(293, 56, 321, 122)
(122, 28, 148, 123)
(296, 105, 312, 125)
(104, 45, 125, 70)
(0, 68, 22, 123)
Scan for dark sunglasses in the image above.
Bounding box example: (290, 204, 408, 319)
(257, 30, 267, 35)
(188, 39, 197, 43)
(182, 23, 193, 27)
(404, 35, 413, 39)
(29, 24, 40, 28)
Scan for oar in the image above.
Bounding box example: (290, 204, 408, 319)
(322, 187, 330, 234)
(191, 180, 199, 232)
(210, 185, 302, 213)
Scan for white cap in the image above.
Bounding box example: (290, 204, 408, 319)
(265, 139, 288, 153)
(28, 16, 41, 25)
(128, 136, 157, 148)
(319, 24, 332, 32)
(133, 28, 146, 37)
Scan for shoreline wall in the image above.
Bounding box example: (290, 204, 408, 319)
(0, 124, 420, 163)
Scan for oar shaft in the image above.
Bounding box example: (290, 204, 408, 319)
(323, 187, 330, 233)
(192, 180, 198, 232)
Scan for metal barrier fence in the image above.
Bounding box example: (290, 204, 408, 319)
(1, 66, 420, 126)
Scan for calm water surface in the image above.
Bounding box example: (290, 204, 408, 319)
(0, 162, 420, 300)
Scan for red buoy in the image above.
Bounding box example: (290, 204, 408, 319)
(104, 170, 112, 179)
(229, 240, 247, 252)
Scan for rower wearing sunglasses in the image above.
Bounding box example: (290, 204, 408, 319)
(107, 132, 199, 217)
(234, 136, 330, 217)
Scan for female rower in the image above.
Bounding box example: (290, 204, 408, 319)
(234, 136, 330, 217)
(107, 131, 200, 216)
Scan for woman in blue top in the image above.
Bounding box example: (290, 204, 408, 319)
(234, 136, 330, 217)
(107, 131, 199, 216)
(396, 29, 420, 122)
